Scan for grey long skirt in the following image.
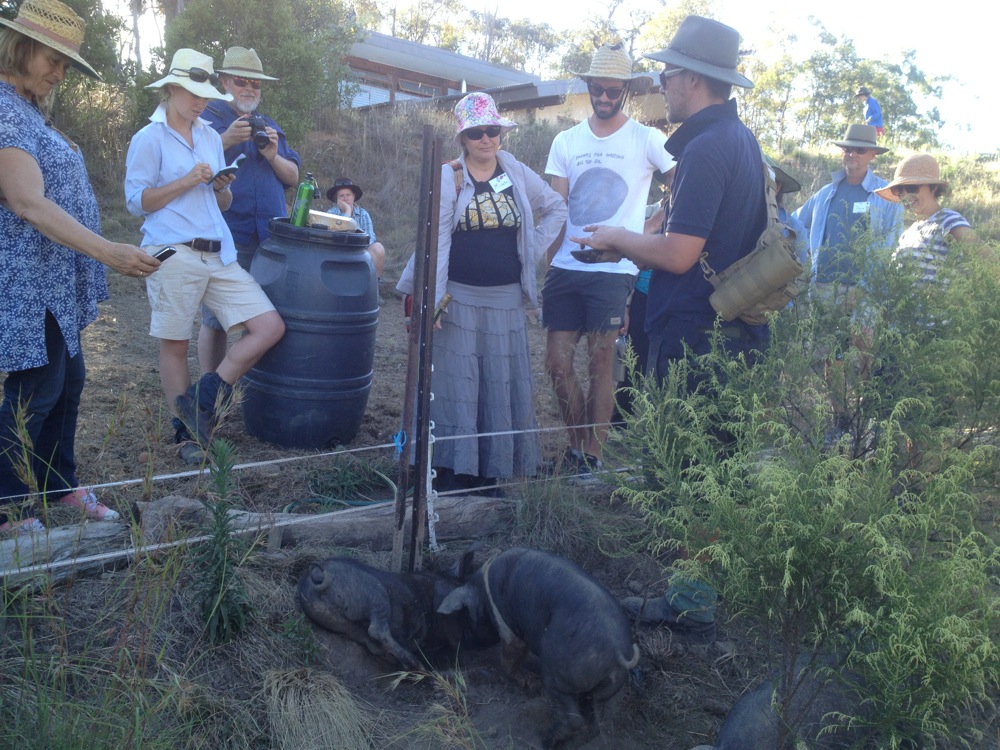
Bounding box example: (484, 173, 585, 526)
(429, 281, 541, 479)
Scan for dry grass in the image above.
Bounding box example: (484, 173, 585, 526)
(264, 668, 377, 750)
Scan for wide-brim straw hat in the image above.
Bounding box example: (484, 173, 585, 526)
(643, 15, 753, 89)
(0, 0, 100, 79)
(146, 48, 232, 101)
(217, 46, 278, 81)
(831, 124, 889, 154)
(454, 92, 517, 135)
(874, 153, 947, 202)
(572, 43, 653, 88)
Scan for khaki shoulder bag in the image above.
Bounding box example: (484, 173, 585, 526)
(699, 149, 803, 326)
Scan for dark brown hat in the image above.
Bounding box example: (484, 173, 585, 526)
(326, 178, 363, 202)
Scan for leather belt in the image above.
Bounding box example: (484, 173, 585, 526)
(186, 238, 221, 253)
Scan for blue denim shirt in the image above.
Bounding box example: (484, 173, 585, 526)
(202, 104, 300, 247)
(329, 204, 376, 244)
(793, 168, 903, 282)
(0, 82, 108, 371)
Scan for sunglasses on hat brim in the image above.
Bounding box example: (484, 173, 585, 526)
(170, 67, 220, 87)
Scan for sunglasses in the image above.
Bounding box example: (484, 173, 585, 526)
(841, 146, 871, 155)
(464, 126, 502, 140)
(891, 184, 922, 197)
(230, 76, 262, 90)
(587, 83, 625, 100)
(170, 67, 220, 87)
(658, 68, 686, 87)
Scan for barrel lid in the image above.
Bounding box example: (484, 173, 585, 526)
(268, 217, 372, 248)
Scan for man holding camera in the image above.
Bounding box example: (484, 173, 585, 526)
(198, 47, 300, 378)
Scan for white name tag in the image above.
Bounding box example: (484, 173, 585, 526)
(852, 201, 870, 214)
(490, 172, 513, 192)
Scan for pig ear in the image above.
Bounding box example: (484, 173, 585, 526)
(438, 584, 477, 614)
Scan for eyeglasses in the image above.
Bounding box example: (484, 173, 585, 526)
(463, 126, 502, 140)
(333, 179, 356, 189)
(587, 83, 626, 100)
(659, 68, 686, 87)
(230, 76, 262, 90)
(841, 146, 871, 155)
(170, 67, 220, 87)
(891, 184, 922, 197)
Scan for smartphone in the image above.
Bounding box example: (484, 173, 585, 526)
(570, 248, 620, 264)
(152, 246, 176, 262)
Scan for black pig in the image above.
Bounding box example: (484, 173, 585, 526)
(298, 549, 475, 670)
(437, 547, 640, 748)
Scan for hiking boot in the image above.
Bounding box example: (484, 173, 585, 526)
(177, 440, 207, 466)
(58, 488, 120, 521)
(620, 595, 717, 645)
(175, 391, 215, 446)
(0, 517, 46, 534)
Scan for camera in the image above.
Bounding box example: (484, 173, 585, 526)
(247, 115, 270, 150)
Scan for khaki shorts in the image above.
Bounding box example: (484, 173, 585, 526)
(144, 244, 275, 340)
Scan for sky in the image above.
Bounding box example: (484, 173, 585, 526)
(113, 0, 994, 154)
(490, 0, 994, 155)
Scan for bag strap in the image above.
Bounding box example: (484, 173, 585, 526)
(700, 146, 782, 280)
(446, 159, 464, 196)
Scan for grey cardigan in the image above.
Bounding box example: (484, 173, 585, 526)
(397, 150, 566, 307)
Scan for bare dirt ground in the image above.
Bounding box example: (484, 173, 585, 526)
(5, 271, 754, 750)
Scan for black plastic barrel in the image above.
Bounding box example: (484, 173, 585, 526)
(242, 218, 378, 448)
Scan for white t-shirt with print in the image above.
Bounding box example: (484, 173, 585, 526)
(546, 117, 673, 275)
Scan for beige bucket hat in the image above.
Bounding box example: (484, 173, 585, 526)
(875, 154, 947, 202)
(0, 0, 100, 79)
(217, 46, 278, 81)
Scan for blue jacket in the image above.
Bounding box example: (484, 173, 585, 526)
(793, 167, 903, 281)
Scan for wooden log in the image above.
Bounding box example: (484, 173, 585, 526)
(1, 494, 514, 587)
(0, 521, 131, 588)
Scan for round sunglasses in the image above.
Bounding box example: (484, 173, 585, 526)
(463, 126, 502, 140)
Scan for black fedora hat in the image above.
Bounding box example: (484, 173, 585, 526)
(326, 178, 363, 202)
(643, 15, 753, 89)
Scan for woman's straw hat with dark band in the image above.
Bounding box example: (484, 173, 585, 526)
(0, 0, 100, 79)
(874, 154, 947, 203)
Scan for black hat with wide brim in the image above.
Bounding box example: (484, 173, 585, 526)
(643, 15, 753, 89)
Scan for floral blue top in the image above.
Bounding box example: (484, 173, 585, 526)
(0, 82, 108, 372)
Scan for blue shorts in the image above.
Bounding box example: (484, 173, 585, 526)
(541, 267, 633, 333)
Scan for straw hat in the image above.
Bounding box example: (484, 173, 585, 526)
(572, 42, 652, 86)
(146, 48, 232, 101)
(0, 0, 100, 79)
(643, 16, 753, 89)
(453, 92, 517, 134)
(831, 124, 889, 154)
(217, 46, 278, 81)
(874, 154, 947, 202)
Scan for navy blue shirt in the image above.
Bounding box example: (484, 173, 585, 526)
(202, 103, 301, 247)
(646, 99, 767, 342)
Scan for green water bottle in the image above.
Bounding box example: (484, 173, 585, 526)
(289, 172, 316, 227)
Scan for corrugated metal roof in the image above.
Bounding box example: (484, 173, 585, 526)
(349, 32, 541, 88)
